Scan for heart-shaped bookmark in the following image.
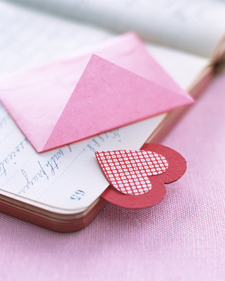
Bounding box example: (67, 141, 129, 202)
(95, 143, 186, 209)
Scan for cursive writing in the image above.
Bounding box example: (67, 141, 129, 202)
(70, 190, 85, 200)
(0, 138, 29, 177)
(19, 149, 64, 194)
(0, 114, 10, 130)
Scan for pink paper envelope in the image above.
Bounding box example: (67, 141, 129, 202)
(0, 33, 193, 153)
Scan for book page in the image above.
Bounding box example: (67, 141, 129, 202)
(0, 1, 208, 214)
(9, 0, 225, 57)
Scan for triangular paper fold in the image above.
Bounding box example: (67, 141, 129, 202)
(44, 55, 193, 151)
(0, 33, 194, 153)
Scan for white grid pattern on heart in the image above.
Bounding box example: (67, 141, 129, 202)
(96, 150, 168, 196)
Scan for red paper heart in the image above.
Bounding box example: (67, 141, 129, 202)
(95, 143, 187, 209)
(95, 150, 169, 196)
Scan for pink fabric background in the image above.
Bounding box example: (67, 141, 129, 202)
(1, 72, 225, 280)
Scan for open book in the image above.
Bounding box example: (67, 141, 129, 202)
(0, 0, 224, 232)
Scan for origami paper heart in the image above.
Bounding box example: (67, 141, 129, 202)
(95, 143, 186, 209)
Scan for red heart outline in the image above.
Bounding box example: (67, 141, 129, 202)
(100, 143, 186, 209)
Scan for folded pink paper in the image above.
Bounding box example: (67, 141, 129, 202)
(0, 33, 194, 152)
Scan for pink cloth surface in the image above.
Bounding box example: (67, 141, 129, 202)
(1, 72, 225, 281)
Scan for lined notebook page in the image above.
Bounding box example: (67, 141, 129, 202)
(0, 1, 208, 214)
(0, 100, 165, 213)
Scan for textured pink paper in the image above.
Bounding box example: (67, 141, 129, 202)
(0, 33, 193, 152)
(1, 72, 225, 281)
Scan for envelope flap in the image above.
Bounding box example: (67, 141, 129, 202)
(43, 55, 193, 152)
